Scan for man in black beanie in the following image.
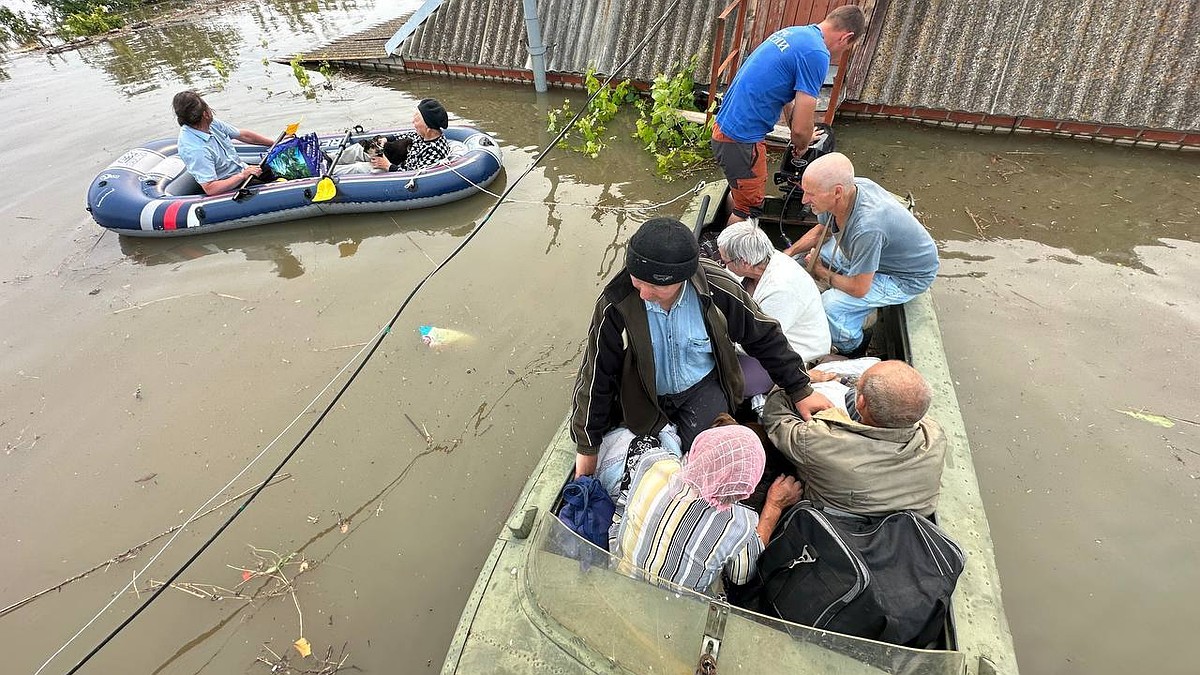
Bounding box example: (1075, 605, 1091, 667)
(569, 217, 832, 477)
(332, 97, 451, 175)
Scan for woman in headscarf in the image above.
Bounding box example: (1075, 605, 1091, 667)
(612, 425, 802, 594)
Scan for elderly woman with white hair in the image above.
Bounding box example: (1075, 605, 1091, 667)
(612, 425, 802, 593)
(717, 222, 831, 395)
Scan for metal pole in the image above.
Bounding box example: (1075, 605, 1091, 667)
(522, 0, 548, 93)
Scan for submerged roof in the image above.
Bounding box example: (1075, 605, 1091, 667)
(396, 0, 727, 82)
(293, 15, 408, 62)
(854, 0, 1200, 131)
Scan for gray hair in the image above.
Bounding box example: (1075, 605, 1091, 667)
(860, 361, 933, 427)
(716, 222, 775, 267)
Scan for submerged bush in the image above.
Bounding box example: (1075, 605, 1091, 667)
(61, 6, 124, 37)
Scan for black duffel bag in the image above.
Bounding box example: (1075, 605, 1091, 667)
(729, 501, 965, 648)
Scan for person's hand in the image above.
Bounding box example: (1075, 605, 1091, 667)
(809, 256, 833, 283)
(807, 369, 838, 383)
(369, 155, 391, 171)
(809, 127, 826, 145)
(575, 452, 598, 477)
(241, 165, 262, 179)
(765, 475, 802, 510)
(795, 391, 833, 420)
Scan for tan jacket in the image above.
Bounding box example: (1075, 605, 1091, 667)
(762, 387, 946, 517)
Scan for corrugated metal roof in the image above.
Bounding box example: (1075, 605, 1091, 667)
(856, 0, 1200, 131)
(399, 0, 728, 82)
(295, 15, 410, 61)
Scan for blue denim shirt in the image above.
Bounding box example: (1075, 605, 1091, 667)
(178, 118, 244, 184)
(646, 282, 716, 395)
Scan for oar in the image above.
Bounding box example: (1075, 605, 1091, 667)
(312, 130, 355, 203)
(806, 218, 833, 277)
(232, 121, 300, 202)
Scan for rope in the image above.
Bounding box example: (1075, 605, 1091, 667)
(447, 164, 705, 215)
(48, 1, 687, 672)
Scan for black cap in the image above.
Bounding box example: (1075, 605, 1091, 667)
(626, 218, 699, 286)
(417, 98, 449, 130)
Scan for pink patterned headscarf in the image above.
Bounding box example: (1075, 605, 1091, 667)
(679, 426, 766, 511)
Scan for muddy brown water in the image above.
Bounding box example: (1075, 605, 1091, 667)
(1, 2, 1197, 673)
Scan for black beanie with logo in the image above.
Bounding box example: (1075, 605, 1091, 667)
(626, 218, 699, 286)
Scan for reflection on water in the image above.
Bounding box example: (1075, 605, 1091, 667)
(84, 20, 246, 96)
(836, 119, 1200, 270)
(116, 178, 496, 278)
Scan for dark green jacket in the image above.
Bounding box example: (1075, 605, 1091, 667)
(570, 259, 814, 455)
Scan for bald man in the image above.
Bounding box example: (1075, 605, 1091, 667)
(784, 152, 939, 355)
(761, 360, 946, 517)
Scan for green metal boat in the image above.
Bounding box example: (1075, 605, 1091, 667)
(442, 180, 1018, 674)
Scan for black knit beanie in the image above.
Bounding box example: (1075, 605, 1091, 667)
(626, 218, 699, 286)
(417, 98, 449, 130)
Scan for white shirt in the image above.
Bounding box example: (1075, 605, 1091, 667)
(753, 251, 831, 362)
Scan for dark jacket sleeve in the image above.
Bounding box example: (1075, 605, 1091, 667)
(569, 297, 626, 455)
(707, 267, 813, 402)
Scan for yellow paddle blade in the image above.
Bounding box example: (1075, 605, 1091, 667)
(284, 121, 300, 136)
(312, 176, 337, 202)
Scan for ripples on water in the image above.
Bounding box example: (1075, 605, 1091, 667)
(0, 2, 1197, 674)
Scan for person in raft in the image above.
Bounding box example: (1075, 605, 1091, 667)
(172, 89, 279, 196)
(332, 98, 452, 175)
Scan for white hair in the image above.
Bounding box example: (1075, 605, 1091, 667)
(716, 222, 775, 267)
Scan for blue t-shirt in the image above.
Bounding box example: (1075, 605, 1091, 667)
(645, 282, 716, 395)
(178, 118, 245, 184)
(817, 178, 940, 293)
(715, 25, 829, 143)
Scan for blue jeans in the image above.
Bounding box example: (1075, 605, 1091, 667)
(820, 247, 923, 353)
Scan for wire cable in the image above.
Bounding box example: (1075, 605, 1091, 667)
(49, 1, 687, 672)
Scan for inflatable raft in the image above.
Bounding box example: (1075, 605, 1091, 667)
(85, 126, 503, 237)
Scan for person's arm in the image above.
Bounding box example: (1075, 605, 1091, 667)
(235, 129, 278, 147)
(787, 92, 819, 155)
(756, 475, 803, 544)
(784, 223, 827, 258)
(569, 297, 627, 475)
(810, 256, 875, 298)
(199, 165, 261, 195)
(762, 386, 811, 467)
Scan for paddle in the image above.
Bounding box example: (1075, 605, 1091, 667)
(232, 121, 300, 202)
(312, 130, 355, 203)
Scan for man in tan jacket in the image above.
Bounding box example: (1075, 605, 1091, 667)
(761, 360, 945, 517)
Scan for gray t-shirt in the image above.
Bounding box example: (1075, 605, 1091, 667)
(818, 178, 939, 293)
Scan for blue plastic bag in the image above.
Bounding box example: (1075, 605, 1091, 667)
(558, 475, 616, 551)
(264, 132, 322, 179)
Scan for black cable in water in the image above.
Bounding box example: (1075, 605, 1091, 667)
(58, 2, 686, 673)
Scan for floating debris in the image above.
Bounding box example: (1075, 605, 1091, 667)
(419, 325, 474, 349)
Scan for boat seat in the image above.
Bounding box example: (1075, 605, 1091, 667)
(163, 171, 204, 196)
(446, 140, 469, 161)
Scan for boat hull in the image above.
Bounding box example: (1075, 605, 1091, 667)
(441, 180, 1018, 674)
(85, 127, 503, 237)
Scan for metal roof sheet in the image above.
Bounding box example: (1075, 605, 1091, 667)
(855, 0, 1200, 131)
(399, 0, 727, 82)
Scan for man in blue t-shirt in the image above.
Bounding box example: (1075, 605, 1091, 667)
(712, 5, 865, 224)
(172, 90, 278, 195)
(786, 152, 940, 355)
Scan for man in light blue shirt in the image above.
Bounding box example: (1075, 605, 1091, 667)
(786, 152, 940, 355)
(570, 218, 834, 477)
(172, 90, 277, 195)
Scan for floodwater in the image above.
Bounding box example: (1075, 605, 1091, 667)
(0, 1, 1196, 673)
